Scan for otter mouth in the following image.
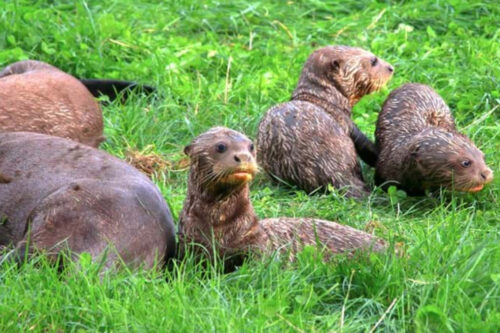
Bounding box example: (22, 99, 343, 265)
(453, 183, 485, 193)
(223, 165, 258, 184)
(464, 184, 484, 193)
(228, 171, 254, 182)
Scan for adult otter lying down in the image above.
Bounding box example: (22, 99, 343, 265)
(0, 132, 176, 268)
(178, 127, 386, 269)
(0, 60, 154, 147)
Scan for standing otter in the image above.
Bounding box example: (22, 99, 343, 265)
(178, 127, 386, 268)
(0, 132, 176, 269)
(257, 46, 394, 197)
(375, 83, 493, 195)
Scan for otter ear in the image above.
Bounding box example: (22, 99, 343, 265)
(411, 145, 425, 170)
(183, 144, 192, 156)
(410, 144, 421, 158)
(331, 59, 342, 72)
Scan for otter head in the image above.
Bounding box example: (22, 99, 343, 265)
(184, 127, 258, 195)
(297, 45, 394, 106)
(409, 131, 493, 193)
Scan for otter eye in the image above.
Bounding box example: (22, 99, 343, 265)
(215, 143, 227, 153)
(249, 143, 254, 152)
(371, 57, 378, 67)
(461, 160, 472, 168)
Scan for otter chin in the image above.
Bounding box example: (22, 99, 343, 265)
(178, 127, 386, 270)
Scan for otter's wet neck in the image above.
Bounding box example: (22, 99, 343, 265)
(292, 79, 352, 117)
(399, 148, 428, 195)
(187, 168, 259, 229)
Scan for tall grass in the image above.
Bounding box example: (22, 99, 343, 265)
(0, 0, 498, 331)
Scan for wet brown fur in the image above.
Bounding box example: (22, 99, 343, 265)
(375, 83, 493, 195)
(0, 132, 176, 268)
(0, 60, 104, 147)
(178, 127, 386, 269)
(257, 46, 393, 198)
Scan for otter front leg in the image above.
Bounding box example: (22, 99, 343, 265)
(293, 123, 369, 198)
(350, 123, 378, 167)
(0, 224, 12, 248)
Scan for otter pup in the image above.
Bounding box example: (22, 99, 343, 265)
(178, 127, 386, 267)
(257, 46, 394, 197)
(0, 132, 176, 268)
(375, 83, 493, 195)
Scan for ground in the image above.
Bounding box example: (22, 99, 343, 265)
(0, 0, 498, 332)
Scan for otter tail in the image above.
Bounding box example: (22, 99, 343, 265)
(79, 79, 156, 102)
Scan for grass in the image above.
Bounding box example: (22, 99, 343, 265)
(0, 0, 499, 331)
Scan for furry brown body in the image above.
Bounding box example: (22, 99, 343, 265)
(375, 83, 493, 195)
(257, 46, 393, 197)
(0, 60, 104, 147)
(0, 132, 176, 268)
(178, 127, 386, 268)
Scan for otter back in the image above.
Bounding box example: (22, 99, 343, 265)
(0, 60, 104, 147)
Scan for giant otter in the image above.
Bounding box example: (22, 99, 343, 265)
(0, 60, 155, 147)
(0, 60, 105, 147)
(178, 127, 386, 269)
(0, 132, 176, 268)
(375, 83, 493, 195)
(257, 46, 394, 197)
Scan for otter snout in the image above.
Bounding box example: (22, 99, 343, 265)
(231, 151, 258, 177)
(377, 57, 393, 72)
(233, 152, 253, 163)
(480, 167, 493, 184)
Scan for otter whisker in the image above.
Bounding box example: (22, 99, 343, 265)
(200, 170, 222, 186)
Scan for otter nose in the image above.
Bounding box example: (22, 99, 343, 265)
(234, 152, 252, 163)
(480, 168, 493, 183)
(387, 66, 394, 73)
